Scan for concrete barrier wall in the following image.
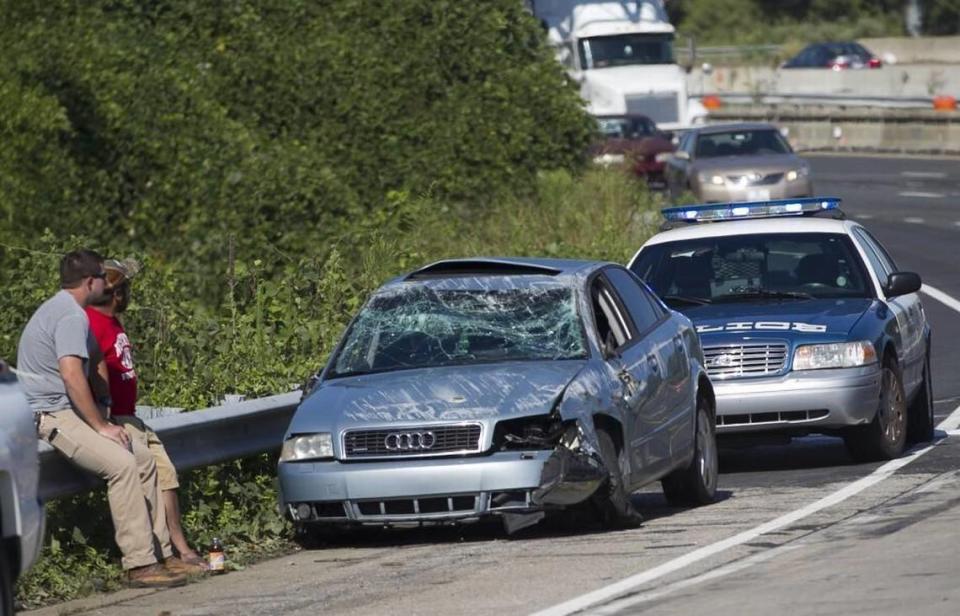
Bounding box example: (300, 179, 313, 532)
(709, 106, 960, 155)
(860, 36, 960, 65)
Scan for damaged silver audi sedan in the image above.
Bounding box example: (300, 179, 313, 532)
(278, 258, 718, 536)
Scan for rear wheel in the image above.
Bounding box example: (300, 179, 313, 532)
(844, 358, 907, 461)
(1, 539, 13, 616)
(592, 429, 643, 528)
(662, 398, 718, 506)
(906, 354, 934, 444)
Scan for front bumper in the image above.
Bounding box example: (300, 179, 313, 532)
(713, 364, 881, 434)
(695, 177, 813, 203)
(279, 448, 603, 525)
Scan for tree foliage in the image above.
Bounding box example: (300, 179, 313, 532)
(0, 0, 593, 296)
(666, 0, 960, 45)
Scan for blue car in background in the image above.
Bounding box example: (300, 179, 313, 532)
(629, 198, 933, 462)
(279, 258, 717, 540)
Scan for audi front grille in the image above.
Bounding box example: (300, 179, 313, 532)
(342, 423, 483, 460)
(702, 343, 788, 379)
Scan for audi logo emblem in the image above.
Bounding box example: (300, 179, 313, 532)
(384, 431, 436, 451)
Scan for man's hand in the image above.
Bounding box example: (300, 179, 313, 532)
(98, 423, 131, 449)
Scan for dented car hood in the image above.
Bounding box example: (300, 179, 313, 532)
(289, 360, 588, 433)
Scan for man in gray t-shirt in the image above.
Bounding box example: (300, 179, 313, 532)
(16, 249, 191, 587)
(17, 288, 95, 412)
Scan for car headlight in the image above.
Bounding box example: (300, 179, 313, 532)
(698, 172, 725, 185)
(280, 433, 334, 462)
(593, 153, 625, 166)
(792, 341, 877, 371)
(786, 167, 809, 182)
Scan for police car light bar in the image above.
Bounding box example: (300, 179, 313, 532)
(661, 197, 842, 224)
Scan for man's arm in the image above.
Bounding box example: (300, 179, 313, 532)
(88, 346, 111, 413)
(59, 356, 129, 448)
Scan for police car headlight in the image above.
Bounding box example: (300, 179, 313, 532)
(698, 173, 725, 186)
(792, 341, 877, 371)
(280, 433, 334, 462)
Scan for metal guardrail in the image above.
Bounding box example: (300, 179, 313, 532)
(697, 92, 938, 110)
(38, 391, 300, 501)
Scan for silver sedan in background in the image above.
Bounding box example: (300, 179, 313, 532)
(665, 123, 813, 203)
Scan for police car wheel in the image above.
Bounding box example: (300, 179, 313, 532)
(844, 360, 907, 462)
(592, 428, 643, 529)
(906, 355, 934, 444)
(0, 538, 13, 616)
(662, 398, 718, 507)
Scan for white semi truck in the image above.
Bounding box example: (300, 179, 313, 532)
(529, 0, 706, 129)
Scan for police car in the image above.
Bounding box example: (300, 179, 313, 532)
(628, 198, 933, 461)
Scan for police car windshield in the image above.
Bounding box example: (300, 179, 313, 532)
(631, 233, 873, 305)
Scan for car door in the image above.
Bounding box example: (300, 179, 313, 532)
(589, 273, 659, 485)
(601, 267, 681, 484)
(667, 132, 694, 199)
(853, 228, 926, 395)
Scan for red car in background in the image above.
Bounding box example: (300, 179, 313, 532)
(592, 114, 675, 188)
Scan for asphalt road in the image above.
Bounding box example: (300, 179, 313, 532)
(26, 154, 960, 616)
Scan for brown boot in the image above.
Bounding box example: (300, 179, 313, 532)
(127, 563, 187, 588)
(165, 555, 208, 576)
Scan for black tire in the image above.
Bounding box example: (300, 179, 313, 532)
(844, 358, 908, 461)
(906, 354, 935, 444)
(1, 539, 13, 616)
(592, 428, 643, 529)
(661, 398, 718, 507)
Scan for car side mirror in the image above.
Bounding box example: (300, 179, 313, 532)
(674, 151, 690, 161)
(300, 373, 321, 402)
(884, 272, 921, 298)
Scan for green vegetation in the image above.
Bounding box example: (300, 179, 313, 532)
(667, 0, 960, 47)
(0, 1, 665, 608)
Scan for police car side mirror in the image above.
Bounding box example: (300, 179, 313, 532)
(884, 272, 921, 298)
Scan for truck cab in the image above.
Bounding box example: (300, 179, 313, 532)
(530, 0, 707, 129)
(0, 361, 44, 614)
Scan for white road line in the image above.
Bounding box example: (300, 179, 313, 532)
(854, 214, 875, 220)
(530, 403, 960, 616)
(898, 191, 944, 198)
(921, 284, 960, 315)
(590, 545, 805, 615)
(904, 217, 925, 224)
(902, 171, 947, 179)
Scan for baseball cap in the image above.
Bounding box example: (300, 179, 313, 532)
(104, 258, 142, 289)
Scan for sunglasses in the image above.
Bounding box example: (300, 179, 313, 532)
(90, 271, 108, 280)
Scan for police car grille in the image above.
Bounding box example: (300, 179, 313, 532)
(343, 424, 483, 459)
(703, 343, 788, 378)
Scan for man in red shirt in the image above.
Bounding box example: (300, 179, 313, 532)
(87, 258, 207, 569)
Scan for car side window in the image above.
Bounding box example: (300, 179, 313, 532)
(591, 277, 633, 352)
(858, 228, 898, 272)
(603, 267, 662, 335)
(853, 228, 893, 281)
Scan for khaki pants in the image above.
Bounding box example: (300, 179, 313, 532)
(114, 416, 179, 491)
(38, 409, 173, 570)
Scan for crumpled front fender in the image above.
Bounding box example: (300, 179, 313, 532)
(532, 422, 605, 507)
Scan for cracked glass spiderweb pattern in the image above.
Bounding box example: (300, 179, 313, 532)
(333, 285, 587, 376)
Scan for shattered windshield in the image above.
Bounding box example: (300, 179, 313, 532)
(329, 285, 588, 377)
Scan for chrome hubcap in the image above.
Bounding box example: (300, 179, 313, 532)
(879, 368, 905, 444)
(697, 409, 718, 491)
